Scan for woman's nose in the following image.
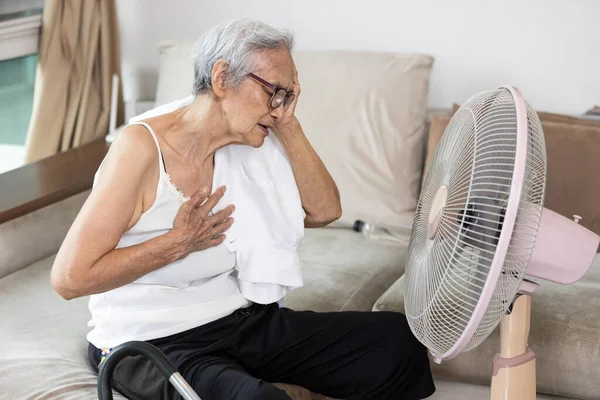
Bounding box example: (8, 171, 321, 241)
(269, 104, 285, 120)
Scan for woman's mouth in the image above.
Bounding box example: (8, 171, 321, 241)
(258, 124, 269, 135)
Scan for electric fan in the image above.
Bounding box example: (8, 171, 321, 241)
(404, 86, 600, 399)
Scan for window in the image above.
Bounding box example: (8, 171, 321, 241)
(0, 3, 43, 173)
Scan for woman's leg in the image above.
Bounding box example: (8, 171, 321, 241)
(231, 304, 436, 400)
(184, 355, 292, 400)
(89, 304, 434, 399)
(89, 343, 291, 400)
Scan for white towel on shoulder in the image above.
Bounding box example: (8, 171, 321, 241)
(130, 96, 305, 304)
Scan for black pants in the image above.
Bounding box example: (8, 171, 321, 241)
(89, 303, 435, 400)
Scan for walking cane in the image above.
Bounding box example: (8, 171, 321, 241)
(98, 341, 201, 400)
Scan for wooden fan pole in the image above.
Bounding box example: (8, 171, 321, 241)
(490, 294, 536, 400)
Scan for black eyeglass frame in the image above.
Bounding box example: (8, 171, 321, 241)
(248, 73, 295, 110)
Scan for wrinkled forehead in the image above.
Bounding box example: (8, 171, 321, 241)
(251, 48, 295, 90)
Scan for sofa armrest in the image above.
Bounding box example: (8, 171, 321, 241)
(0, 139, 109, 224)
(0, 139, 109, 278)
(0, 190, 92, 279)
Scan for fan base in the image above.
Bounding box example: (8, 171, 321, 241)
(490, 355, 536, 400)
(489, 294, 536, 400)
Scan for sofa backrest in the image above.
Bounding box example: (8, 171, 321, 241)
(153, 41, 435, 230)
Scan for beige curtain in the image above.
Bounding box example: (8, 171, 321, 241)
(25, 0, 124, 163)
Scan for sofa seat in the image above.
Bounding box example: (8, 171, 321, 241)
(0, 254, 127, 399)
(373, 254, 600, 400)
(0, 227, 407, 400)
(287, 227, 409, 312)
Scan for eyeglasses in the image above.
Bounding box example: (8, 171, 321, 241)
(248, 73, 295, 111)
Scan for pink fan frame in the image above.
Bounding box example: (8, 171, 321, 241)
(434, 85, 528, 362)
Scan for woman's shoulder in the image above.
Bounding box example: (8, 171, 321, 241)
(97, 124, 160, 184)
(113, 124, 160, 161)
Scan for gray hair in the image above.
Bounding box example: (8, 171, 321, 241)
(192, 19, 294, 96)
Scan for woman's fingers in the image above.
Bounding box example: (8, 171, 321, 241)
(183, 186, 210, 213)
(211, 217, 234, 236)
(189, 186, 229, 224)
(199, 185, 226, 213)
(209, 204, 235, 224)
(174, 185, 235, 252)
(208, 234, 227, 247)
(173, 186, 209, 228)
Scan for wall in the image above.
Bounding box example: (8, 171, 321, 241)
(116, 0, 600, 114)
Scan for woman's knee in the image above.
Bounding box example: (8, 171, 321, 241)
(366, 312, 435, 398)
(380, 312, 424, 343)
(246, 381, 292, 400)
(378, 312, 429, 364)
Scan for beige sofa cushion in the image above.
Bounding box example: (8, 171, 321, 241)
(373, 254, 600, 400)
(154, 40, 195, 106)
(153, 41, 434, 230)
(0, 254, 128, 399)
(292, 50, 433, 229)
(287, 228, 409, 312)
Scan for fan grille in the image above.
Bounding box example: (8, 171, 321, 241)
(405, 88, 546, 358)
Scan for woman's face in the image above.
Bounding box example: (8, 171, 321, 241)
(222, 48, 295, 147)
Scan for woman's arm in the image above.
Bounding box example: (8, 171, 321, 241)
(274, 118, 342, 228)
(271, 66, 342, 228)
(50, 127, 233, 299)
(51, 127, 164, 299)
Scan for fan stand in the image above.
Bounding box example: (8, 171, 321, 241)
(490, 280, 538, 400)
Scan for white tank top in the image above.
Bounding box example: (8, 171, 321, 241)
(86, 122, 251, 349)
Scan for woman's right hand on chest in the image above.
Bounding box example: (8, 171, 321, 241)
(50, 126, 234, 300)
(169, 185, 235, 257)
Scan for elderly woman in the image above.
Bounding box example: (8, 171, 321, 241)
(51, 19, 434, 400)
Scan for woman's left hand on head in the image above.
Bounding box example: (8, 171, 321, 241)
(273, 66, 301, 132)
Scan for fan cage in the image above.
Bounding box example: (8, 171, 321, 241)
(405, 87, 546, 359)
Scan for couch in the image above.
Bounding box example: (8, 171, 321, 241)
(1, 42, 598, 400)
